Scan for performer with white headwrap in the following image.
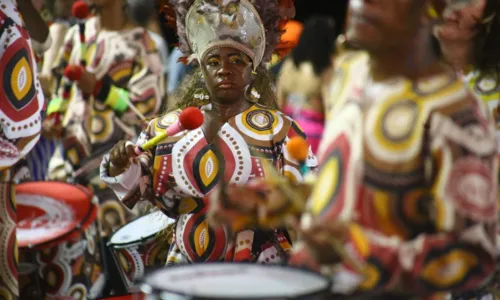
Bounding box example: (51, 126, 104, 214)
(101, 0, 317, 265)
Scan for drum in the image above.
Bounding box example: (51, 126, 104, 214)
(16, 181, 105, 299)
(100, 294, 145, 300)
(108, 211, 175, 292)
(140, 263, 331, 300)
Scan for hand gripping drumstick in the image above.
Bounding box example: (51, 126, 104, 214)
(286, 137, 365, 274)
(133, 107, 204, 156)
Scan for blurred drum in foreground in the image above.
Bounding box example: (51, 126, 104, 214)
(108, 211, 174, 293)
(140, 263, 331, 300)
(16, 181, 105, 299)
(101, 294, 146, 300)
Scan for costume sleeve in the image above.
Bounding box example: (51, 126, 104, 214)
(100, 120, 155, 209)
(93, 32, 163, 120)
(323, 99, 498, 295)
(45, 24, 77, 117)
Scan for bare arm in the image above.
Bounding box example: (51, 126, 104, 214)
(17, 0, 49, 43)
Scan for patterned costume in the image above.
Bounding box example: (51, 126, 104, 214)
(101, 105, 317, 264)
(47, 16, 164, 236)
(291, 51, 498, 299)
(0, 0, 45, 298)
(448, 71, 500, 299)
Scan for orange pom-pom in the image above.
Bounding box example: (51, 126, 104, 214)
(286, 136, 309, 162)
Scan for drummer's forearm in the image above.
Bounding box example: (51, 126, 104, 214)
(17, 0, 49, 43)
(100, 155, 145, 204)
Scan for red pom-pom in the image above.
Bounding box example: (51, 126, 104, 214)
(72, 0, 90, 19)
(179, 107, 204, 130)
(63, 65, 84, 81)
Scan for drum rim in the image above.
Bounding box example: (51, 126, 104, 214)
(139, 262, 332, 299)
(17, 182, 97, 249)
(108, 211, 173, 248)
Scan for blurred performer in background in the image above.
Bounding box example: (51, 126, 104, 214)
(23, 0, 77, 181)
(435, 0, 500, 148)
(269, 19, 302, 77)
(0, 0, 49, 298)
(432, 1, 500, 298)
(38, 0, 77, 95)
(44, 0, 165, 237)
(277, 16, 337, 154)
(209, 0, 498, 298)
(101, 0, 317, 266)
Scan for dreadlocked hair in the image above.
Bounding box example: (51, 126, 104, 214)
(168, 65, 278, 112)
(473, 0, 500, 79)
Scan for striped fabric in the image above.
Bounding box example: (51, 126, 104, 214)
(24, 136, 58, 181)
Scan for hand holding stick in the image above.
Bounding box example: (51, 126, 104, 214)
(108, 107, 204, 177)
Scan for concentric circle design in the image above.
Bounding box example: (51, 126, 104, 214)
(157, 111, 179, 130)
(177, 212, 228, 262)
(372, 99, 421, 155)
(89, 109, 114, 144)
(145, 240, 171, 267)
(117, 248, 139, 285)
(90, 114, 106, 135)
(0, 286, 13, 300)
(445, 157, 496, 221)
(246, 110, 275, 131)
(42, 262, 70, 295)
(68, 283, 87, 300)
(235, 107, 283, 141)
(475, 74, 499, 95)
(193, 146, 221, 195)
(98, 201, 127, 237)
(0, 38, 39, 122)
(381, 101, 418, 142)
(420, 248, 478, 289)
(309, 134, 350, 219)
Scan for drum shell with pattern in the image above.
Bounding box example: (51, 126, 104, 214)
(108, 211, 175, 293)
(16, 181, 105, 299)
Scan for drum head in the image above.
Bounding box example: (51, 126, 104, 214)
(16, 181, 96, 249)
(142, 263, 330, 299)
(110, 211, 174, 247)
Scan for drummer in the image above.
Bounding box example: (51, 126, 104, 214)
(43, 0, 165, 237)
(208, 0, 498, 298)
(100, 0, 317, 265)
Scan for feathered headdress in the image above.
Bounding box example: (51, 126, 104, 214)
(165, 0, 282, 69)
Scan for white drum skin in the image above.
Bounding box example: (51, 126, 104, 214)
(108, 211, 175, 292)
(140, 263, 331, 300)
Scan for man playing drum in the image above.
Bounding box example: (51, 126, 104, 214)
(209, 0, 498, 299)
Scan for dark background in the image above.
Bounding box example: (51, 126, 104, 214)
(160, 0, 349, 48)
(294, 0, 348, 29)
